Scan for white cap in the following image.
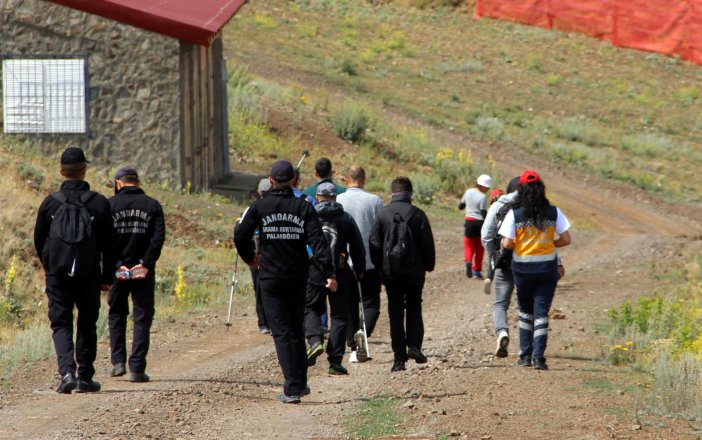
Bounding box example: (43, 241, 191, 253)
(477, 174, 492, 188)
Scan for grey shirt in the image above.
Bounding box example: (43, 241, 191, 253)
(336, 187, 384, 271)
(460, 188, 488, 220)
(480, 191, 519, 258)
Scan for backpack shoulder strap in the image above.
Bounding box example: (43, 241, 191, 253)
(79, 190, 97, 204)
(51, 192, 67, 204)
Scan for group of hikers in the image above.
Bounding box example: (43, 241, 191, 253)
(234, 158, 436, 403)
(32, 147, 571, 404)
(461, 171, 571, 370)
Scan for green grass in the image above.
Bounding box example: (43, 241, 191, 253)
(224, 0, 702, 203)
(346, 395, 399, 438)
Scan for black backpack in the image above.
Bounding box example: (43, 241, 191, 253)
(45, 191, 98, 278)
(384, 211, 417, 276)
(491, 201, 514, 271)
(321, 217, 345, 270)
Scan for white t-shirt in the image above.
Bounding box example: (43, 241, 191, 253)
(460, 188, 488, 220)
(498, 207, 571, 239)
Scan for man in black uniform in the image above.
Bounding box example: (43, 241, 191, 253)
(369, 176, 435, 372)
(34, 147, 116, 393)
(304, 182, 365, 376)
(108, 167, 166, 383)
(234, 160, 336, 404)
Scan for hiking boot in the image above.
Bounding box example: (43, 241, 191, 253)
(306, 342, 324, 366)
(328, 363, 348, 375)
(354, 330, 369, 361)
(533, 358, 549, 370)
(465, 263, 472, 278)
(472, 270, 483, 279)
(275, 393, 301, 404)
(407, 347, 427, 364)
(258, 326, 271, 335)
(56, 372, 76, 394)
(390, 360, 406, 372)
(516, 355, 532, 367)
(483, 278, 492, 294)
(110, 363, 126, 377)
(349, 350, 358, 363)
(495, 331, 509, 358)
(301, 385, 311, 397)
(129, 372, 150, 383)
(75, 378, 101, 393)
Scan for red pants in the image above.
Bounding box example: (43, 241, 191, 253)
(464, 236, 484, 272)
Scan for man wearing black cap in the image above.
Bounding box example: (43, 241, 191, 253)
(234, 160, 337, 403)
(304, 182, 365, 376)
(34, 147, 117, 393)
(107, 167, 166, 383)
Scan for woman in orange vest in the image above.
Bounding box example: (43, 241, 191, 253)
(498, 170, 571, 370)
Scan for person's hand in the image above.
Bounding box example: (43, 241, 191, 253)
(116, 265, 130, 280)
(326, 277, 338, 292)
(130, 264, 149, 280)
(558, 264, 565, 280)
(100, 284, 112, 292)
(247, 255, 260, 268)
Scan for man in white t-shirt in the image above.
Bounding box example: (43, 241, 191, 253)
(458, 174, 491, 279)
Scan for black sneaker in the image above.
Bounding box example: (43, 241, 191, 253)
(275, 394, 301, 404)
(258, 326, 271, 335)
(306, 342, 324, 366)
(407, 347, 427, 364)
(110, 363, 126, 377)
(533, 358, 549, 370)
(75, 378, 101, 393)
(301, 385, 311, 397)
(390, 360, 406, 372)
(516, 355, 532, 367)
(465, 263, 472, 278)
(129, 372, 150, 383)
(56, 373, 76, 394)
(328, 363, 348, 375)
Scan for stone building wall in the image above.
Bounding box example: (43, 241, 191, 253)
(0, 0, 181, 184)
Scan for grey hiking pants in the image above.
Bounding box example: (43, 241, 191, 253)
(492, 268, 515, 335)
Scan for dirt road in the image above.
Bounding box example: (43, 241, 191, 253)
(1, 156, 701, 439)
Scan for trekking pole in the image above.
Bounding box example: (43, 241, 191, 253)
(296, 150, 310, 170)
(225, 250, 239, 331)
(357, 281, 371, 359)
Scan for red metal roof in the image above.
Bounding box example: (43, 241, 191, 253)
(47, 0, 247, 46)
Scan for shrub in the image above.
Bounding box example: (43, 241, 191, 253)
(16, 163, 44, 189)
(475, 116, 505, 140)
(619, 133, 673, 158)
(332, 102, 370, 142)
(552, 118, 605, 147)
(410, 173, 440, 205)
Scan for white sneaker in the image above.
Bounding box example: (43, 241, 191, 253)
(349, 351, 358, 363)
(495, 330, 509, 358)
(354, 330, 369, 362)
(483, 278, 492, 294)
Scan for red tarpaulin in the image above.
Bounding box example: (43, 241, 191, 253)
(475, 0, 702, 65)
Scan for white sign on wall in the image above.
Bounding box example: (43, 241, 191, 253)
(2, 58, 87, 133)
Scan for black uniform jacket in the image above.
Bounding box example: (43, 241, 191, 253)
(234, 186, 335, 281)
(369, 193, 436, 282)
(109, 186, 166, 270)
(308, 200, 365, 287)
(34, 179, 117, 284)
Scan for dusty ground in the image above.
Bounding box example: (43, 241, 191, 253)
(1, 159, 702, 440)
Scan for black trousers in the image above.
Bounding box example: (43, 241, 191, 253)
(305, 270, 351, 364)
(346, 269, 382, 349)
(249, 266, 267, 328)
(385, 278, 425, 362)
(108, 272, 155, 373)
(259, 277, 307, 396)
(45, 274, 100, 380)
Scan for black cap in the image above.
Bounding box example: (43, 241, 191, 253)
(114, 167, 139, 181)
(60, 147, 89, 165)
(270, 160, 294, 182)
